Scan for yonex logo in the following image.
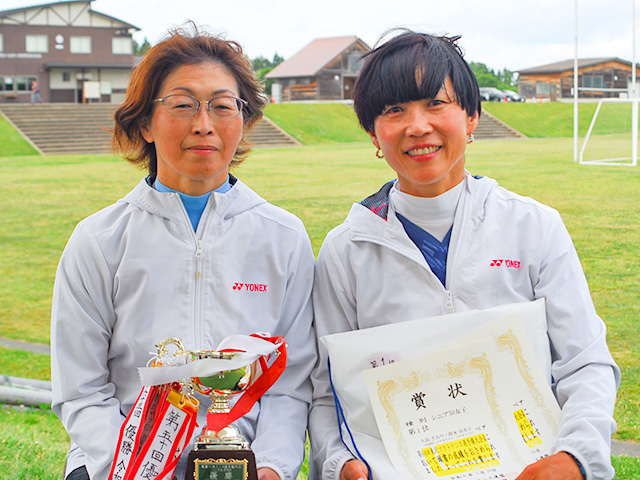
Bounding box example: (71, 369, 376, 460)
(233, 282, 268, 292)
(490, 259, 521, 269)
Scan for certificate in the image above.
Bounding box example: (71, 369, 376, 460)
(364, 315, 561, 479)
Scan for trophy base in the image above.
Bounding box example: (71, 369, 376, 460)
(185, 448, 258, 480)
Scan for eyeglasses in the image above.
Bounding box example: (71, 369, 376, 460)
(153, 94, 247, 119)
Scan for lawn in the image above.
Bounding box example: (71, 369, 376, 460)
(0, 113, 38, 156)
(483, 101, 639, 138)
(0, 104, 639, 477)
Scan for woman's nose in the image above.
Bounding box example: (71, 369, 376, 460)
(405, 106, 434, 137)
(192, 104, 215, 135)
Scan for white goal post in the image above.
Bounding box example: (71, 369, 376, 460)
(579, 97, 639, 166)
(573, 0, 639, 167)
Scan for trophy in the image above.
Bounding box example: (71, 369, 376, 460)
(185, 349, 259, 480)
(151, 336, 286, 480)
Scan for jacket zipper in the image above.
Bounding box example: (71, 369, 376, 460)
(445, 290, 454, 313)
(194, 240, 204, 347)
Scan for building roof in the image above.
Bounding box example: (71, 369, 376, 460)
(266, 36, 368, 79)
(0, 0, 139, 30)
(518, 58, 634, 74)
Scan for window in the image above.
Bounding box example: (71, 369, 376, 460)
(0, 34, 4, 52)
(70, 36, 92, 54)
(16, 76, 37, 91)
(0, 76, 13, 91)
(112, 37, 133, 55)
(535, 83, 550, 95)
(584, 75, 604, 89)
(0, 76, 37, 92)
(62, 72, 71, 82)
(16, 76, 28, 91)
(349, 53, 363, 72)
(26, 35, 48, 53)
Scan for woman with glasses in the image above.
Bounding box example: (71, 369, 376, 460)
(51, 25, 315, 480)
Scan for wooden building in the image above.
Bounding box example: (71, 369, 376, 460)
(266, 36, 370, 102)
(0, 0, 138, 104)
(518, 58, 640, 101)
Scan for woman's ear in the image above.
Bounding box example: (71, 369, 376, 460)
(140, 123, 153, 144)
(369, 132, 380, 150)
(467, 111, 480, 134)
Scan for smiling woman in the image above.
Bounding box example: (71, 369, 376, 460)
(50, 24, 316, 480)
(309, 29, 620, 480)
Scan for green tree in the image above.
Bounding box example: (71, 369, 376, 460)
(252, 53, 284, 95)
(470, 62, 518, 92)
(133, 37, 152, 56)
(498, 68, 518, 88)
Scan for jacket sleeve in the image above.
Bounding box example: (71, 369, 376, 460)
(50, 223, 123, 480)
(251, 226, 317, 480)
(309, 232, 360, 480)
(534, 211, 620, 480)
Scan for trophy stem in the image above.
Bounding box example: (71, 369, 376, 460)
(210, 393, 232, 414)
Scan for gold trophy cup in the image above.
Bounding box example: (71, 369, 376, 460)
(156, 338, 263, 480)
(186, 350, 258, 480)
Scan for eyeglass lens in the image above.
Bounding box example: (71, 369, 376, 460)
(162, 95, 243, 118)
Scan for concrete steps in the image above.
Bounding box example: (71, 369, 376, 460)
(0, 103, 299, 155)
(476, 109, 526, 140)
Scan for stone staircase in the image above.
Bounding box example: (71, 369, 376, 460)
(0, 103, 300, 155)
(475, 109, 525, 140)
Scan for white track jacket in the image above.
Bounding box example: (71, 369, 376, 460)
(310, 173, 620, 480)
(51, 177, 316, 480)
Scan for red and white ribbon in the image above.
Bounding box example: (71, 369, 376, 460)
(109, 386, 198, 480)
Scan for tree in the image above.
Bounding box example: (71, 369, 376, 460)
(252, 53, 284, 95)
(470, 62, 518, 92)
(133, 37, 152, 56)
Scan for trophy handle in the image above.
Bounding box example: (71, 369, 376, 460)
(155, 337, 186, 359)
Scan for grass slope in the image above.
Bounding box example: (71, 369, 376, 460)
(264, 103, 369, 144)
(483, 101, 639, 138)
(0, 114, 39, 156)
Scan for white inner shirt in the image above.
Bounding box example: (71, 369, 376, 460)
(389, 179, 464, 242)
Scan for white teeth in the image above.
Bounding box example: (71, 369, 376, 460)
(408, 146, 440, 156)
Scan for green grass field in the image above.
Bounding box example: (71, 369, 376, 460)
(483, 101, 640, 138)
(1, 103, 639, 478)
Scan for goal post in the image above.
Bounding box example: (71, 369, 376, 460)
(573, 0, 638, 167)
(579, 97, 639, 166)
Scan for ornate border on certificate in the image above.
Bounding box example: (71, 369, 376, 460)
(376, 352, 519, 477)
(367, 320, 561, 479)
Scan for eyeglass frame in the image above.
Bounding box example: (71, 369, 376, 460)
(152, 94, 248, 119)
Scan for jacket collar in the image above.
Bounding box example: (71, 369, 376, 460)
(351, 172, 497, 236)
(121, 175, 266, 225)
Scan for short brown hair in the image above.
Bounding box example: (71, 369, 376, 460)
(113, 23, 267, 177)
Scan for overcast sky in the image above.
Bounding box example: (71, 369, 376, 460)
(3, 0, 639, 71)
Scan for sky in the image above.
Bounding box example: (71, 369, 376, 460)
(2, 0, 640, 72)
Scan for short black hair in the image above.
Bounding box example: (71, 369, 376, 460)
(353, 30, 481, 133)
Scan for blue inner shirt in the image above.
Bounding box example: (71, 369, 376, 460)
(396, 212, 452, 287)
(154, 177, 232, 231)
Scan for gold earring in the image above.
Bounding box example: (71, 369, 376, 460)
(466, 133, 475, 144)
(375, 148, 384, 159)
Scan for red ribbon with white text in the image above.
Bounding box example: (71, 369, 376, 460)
(108, 384, 199, 480)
